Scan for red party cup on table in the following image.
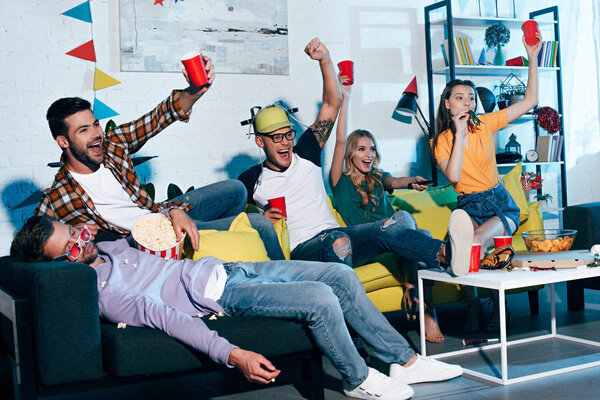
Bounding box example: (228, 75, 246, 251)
(337, 60, 354, 85)
(469, 243, 482, 273)
(268, 197, 287, 218)
(521, 20, 539, 46)
(493, 236, 513, 248)
(181, 51, 208, 87)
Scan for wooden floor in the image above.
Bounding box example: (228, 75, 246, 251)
(209, 281, 600, 400)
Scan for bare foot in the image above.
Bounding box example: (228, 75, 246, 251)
(403, 286, 419, 321)
(424, 312, 445, 343)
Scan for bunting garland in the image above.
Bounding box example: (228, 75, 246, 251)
(62, 1, 120, 119)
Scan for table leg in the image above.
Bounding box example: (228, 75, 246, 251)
(550, 283, 556, 335)
(418, 276, 426, 356)
(499, 288, 508, 384)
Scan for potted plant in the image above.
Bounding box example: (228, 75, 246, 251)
(495, 73, 527, 108)
(484, 23, 511, 65)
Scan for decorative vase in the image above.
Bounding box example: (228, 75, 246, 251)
(494, 44, 505, 66)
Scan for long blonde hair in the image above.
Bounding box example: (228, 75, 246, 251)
(343, 129, 384, 210)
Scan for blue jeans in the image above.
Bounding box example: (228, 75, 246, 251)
(218, 260, 415, 387)
(172, 180, 285, 260)
(290, 210, 444, 269)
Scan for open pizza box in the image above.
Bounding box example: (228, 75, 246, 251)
(513, 249, 594, 269)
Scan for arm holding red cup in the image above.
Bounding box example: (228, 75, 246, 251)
(180, 53, 216, 114)
(505, 28, 543, 124)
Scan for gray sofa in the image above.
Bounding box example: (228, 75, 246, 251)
(564, 202, 600, 309)
(0, 256, 324, 399)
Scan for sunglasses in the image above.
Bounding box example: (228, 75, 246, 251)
(259, 129, 296, 143)
(54, 226, 92, 262)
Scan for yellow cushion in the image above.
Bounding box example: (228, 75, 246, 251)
(272, 218, 291, 260)
(327, 196, 347, 227)
(500, 162, 529, 223)
(183, 212, 270, 262)
(512, 201, 544, 252)
(388, 184, 458, 240)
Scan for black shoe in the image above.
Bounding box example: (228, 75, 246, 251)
(463, 300, 482, 333)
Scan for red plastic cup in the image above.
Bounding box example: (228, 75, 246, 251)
(337, 60, 354, 85)
(521, 20, 539, 46)
(181, 51, 208, 87)
(493, 236, 513, 248)
(268, 197, 287, 218)
(469, 243, 482, 273)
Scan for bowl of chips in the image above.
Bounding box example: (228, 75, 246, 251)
(521, 229, 577, 252)
(132, 213, 185, 260)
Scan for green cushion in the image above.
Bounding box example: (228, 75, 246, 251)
(0, 257, 102, 386)
(101, 316, 314, 377)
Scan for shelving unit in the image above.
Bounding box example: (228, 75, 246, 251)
(424, 1, 566, 227)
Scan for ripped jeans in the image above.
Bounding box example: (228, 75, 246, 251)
(290, 211, 444, 269)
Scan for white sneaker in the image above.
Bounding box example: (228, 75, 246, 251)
(447, 209, 474, 277)
(344, 367, 414, 400)
(389, 354, 463, 384)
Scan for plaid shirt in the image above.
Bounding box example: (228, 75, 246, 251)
(35, 90, 193, 237)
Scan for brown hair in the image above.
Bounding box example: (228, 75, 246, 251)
(343, 129, 384, 210)
(431, 79, 478, 153)
(10, 216, 55, 262)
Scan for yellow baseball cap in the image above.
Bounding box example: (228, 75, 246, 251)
(253, 106, 291, 134)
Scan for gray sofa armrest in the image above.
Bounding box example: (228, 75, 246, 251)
(0, 257, 102, 386)
(563, 202, 600, 250)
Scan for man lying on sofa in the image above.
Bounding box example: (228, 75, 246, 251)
(35, 56, 284, 260)
(11, 215, 463, 400)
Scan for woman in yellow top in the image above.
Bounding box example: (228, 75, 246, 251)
(430, 30, 542, 332)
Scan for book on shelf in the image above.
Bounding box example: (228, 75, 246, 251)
(462, 37, 474, 65)
(441, 43, 449, 66)
(552, 135, 563, 161)
(552, 41, 559, 67)
(455, 37, 467, 65)
(536, 135, 554, 162)
(443, 39, 461, 65)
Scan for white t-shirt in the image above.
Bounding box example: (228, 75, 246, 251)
(238, 131, 339, 250)
(70, 164, 151, 231)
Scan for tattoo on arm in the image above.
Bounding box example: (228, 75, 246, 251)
(312, 119, 335, 145)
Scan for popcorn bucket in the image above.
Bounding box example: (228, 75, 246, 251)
(131, 213, 186, 260)
(134, 235, 185, 260)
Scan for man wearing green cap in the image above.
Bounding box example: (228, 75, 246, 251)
(238, 40, 474, 279)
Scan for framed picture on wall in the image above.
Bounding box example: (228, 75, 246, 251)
(451, 0, 480, 17)
(497, 0, 516, 18)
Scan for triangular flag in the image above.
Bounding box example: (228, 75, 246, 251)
(62, 2, 92, 23)
(94, 69, 121, 90)
(66, 40, 96, 62)
(93, 98, 119, 120)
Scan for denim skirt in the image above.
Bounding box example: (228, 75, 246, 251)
(456, 182, 520, 235)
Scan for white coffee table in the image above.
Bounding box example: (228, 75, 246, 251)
(418, 264, 600, 385)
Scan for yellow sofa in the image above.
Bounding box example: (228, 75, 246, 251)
(333, 163, 544, 313)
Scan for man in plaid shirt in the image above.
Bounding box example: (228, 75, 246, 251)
(35, 56, 284, 259)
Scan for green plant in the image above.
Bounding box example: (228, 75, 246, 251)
(535, 193, 553, 203)
(485, 23, 511, 48)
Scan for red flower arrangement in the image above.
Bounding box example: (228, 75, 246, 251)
(521, 172, 542, 191)
(534, 106, 562, 133)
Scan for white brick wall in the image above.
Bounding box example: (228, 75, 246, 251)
(1, 0, 599, 254)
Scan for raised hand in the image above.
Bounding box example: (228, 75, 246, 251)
(523, 29, 543, 59)
(338, 72, 352, 97)
(304, 37, 330, 61)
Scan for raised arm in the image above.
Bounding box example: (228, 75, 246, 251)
(330, 73, 351, 187)
(304, 38, 343, 148)
(506, 31, 542, 123)
(179, 55, 216, 113)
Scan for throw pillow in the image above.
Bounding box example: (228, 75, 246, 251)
(183, 212, 270, 262)
(500, 162, 529, 223)
(272, 218, 291, 260)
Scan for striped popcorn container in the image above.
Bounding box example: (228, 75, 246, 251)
(131, 213, 186, 260)
(134, 236, 185, 260)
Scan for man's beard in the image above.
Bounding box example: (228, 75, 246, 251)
(68, 139, 102, 171)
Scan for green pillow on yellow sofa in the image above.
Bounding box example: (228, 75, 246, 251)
(183, 212, 270, 262)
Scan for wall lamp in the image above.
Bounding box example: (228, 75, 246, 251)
(391, 77, 431, 136)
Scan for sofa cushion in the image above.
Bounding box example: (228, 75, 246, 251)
(101, 317, 314, 377)
(389, 184, 458, 240)
(0, 257, 102, 386)
(500, 162, 530, 223)
(183, 213, 270, 262)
